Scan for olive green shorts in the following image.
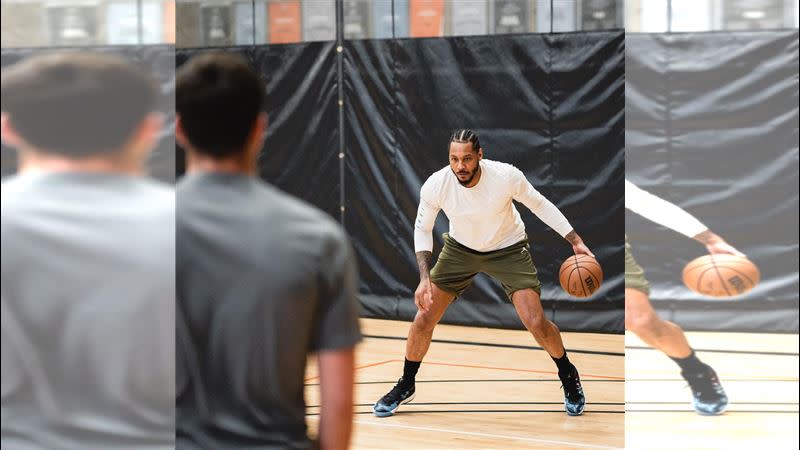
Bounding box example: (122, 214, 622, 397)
(429, 233, 542, 300)
(624, 237, 651, 295)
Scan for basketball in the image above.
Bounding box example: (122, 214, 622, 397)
(682, 254, 760, 297)
(559, 254, 603, 298)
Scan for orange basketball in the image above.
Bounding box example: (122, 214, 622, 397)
(559, 254, 603, 298)
(682, 254, 759, 298)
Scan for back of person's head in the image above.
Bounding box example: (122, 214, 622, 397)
(1, 52, 158, 158)
(176, 52, 265, 159)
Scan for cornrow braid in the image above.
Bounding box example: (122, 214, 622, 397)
(449, 128, 481, 152)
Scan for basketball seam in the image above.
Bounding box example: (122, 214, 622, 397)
(565, 265, 580, 294)
(575, 265, 589, 297)
(712, 265, 758, 286)
(710, 257, 733, 297)
(695, 266, 718, 295)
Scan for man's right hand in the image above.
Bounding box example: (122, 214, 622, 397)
(415, 279, 433, 312)
(695, 230, 746, 258)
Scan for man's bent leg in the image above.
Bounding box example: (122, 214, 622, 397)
(406, 283, 455, 361)
(511, 288, 566, 358)
(625, 287, 728, 415)
(625, 288, 692, 358)
(511, 288, 585, 416)
(373, 283, 454, 417)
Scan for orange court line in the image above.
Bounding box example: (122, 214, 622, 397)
(304, 359, 395, 381)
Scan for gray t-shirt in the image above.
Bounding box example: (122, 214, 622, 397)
(176, 173, 361, 450)
(1, 172, 175, 449)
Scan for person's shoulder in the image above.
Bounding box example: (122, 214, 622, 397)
(482, 159, 520, 175)
(425, 166, 451, 185)
(134, 177, 174, 200)
(482, 160, 527, 187)
(1, 174, 28, 205)
(261, 182, 345, 239)
(421, 166, 450, 196)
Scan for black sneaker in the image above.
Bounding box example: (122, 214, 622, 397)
(683, 365, 728, 415)
(560, 367, 586, 416)
(373, 377, 416, 417)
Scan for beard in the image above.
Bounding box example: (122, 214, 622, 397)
(452, 165, 480, 186)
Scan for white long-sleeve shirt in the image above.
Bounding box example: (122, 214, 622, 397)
(414, 159, 573, 253)
(624, 179, 708, 238)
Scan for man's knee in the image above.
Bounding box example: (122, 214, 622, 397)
(626, 310, 661, 335)
(412, 309, 440, 332)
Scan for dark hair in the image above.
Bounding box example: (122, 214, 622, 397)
(449, 128, 481, 152)
(1, 52, 157, 157)
(176, 52, 265, 158)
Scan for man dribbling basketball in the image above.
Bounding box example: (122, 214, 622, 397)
(373, 129, 596, 417)
(625, 179, 745, 415)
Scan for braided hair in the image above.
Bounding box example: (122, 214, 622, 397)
(449, 128, 481, 152)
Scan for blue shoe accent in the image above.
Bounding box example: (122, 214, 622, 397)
(684, 366, 728, 416)
(561, 368, 586, 416)
(373, 378, 415, 417)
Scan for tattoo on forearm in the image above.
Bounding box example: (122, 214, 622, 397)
(416, 251, 432, 280)
(565, 230, 579, 245)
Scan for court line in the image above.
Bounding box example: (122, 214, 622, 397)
(627, 410, 798, 414)
(305, 378, 625, 386)
(626, 401, 799, 405)
(365, 334, 624, 356)
(420, 360, 625, 380)
(625, 346, 799, 357)
(345, 410, 623, 414)
(626, 378, 799, 382)
(306, 401, 625, 408)
(306, 416, 622, 449)
(304, 359, 394, 382)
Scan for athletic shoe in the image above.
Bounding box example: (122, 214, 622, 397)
(373, 377, 415, 417)
(560, 367, 586, 416)
(683, 365, 728, 415)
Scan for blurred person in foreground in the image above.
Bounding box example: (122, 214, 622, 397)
(1, 53, 175, 448)
(175, 52, 361, 450)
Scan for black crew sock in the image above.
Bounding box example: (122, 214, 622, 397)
(670, 350, 707, 375)
(552, 351, 575, 378)
(402, 359, 421, 384)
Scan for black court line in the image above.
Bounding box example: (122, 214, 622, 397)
(364, 334, 624, 357)
(625, 345, 799, 357)
(627, 410, 798, 414)
(626, 402, 799, 405)
(627, 378, 799, 382)
(307, 401, 625, 408)
(306, 410, 625, 416)
(305, 378, 626, 387)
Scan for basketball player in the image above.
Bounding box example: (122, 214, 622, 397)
(175, 53, 361, 449)
(1, 53, 174, 447)
(373, 129, 596, 417)
(625, 179, 744, 415)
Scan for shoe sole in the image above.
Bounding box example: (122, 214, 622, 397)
(694, 402, 728, 416)
(373, 393, 416, 418)
(565, 396, 586, 416)
(566, 405, 585, 416)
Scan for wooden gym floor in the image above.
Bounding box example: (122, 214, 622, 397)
(625, 331, 799, 450)
(305, 318, 625, 449)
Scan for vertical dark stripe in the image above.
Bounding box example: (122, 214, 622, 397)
(336, 0, 345, 225)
